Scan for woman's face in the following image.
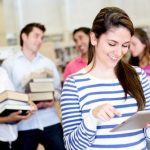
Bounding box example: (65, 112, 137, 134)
(90, 26, 131, 69)
(73, 31, 89, 56)
(130, 35, 145, 57)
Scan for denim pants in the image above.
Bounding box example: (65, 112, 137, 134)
(12, 123, 66, 150)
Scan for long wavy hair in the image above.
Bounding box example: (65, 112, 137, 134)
(88, 7, 145, 111)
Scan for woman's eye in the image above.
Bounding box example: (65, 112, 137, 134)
(122, 45, 129, 48)
(108, 43, 115, 46)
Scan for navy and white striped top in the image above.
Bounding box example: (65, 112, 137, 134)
(61, 66, 150, 150)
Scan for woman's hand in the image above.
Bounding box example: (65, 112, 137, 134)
(92, 103, 122, 122)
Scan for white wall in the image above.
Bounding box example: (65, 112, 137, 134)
(1, 0, 150, 45)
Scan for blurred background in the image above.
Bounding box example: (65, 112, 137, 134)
(0, 0, 150, 78)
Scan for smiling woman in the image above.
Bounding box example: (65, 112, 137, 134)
(60, 6, 150, 150)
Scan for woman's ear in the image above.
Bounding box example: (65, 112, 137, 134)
(90, 32, 97, 46)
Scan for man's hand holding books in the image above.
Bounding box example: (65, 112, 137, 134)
(36, 99, 54, 109)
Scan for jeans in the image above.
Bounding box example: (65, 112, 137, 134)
(12, 123, 66, 150)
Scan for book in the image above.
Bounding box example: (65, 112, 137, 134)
(22, 68, 53, 87)
(29, 82, 54, 92)
(0, 90, 29, 102)
(0, 90, 32, 116)
(29, 92, 54, 102)
(0, 104, 31, 117)
(110, 110, 150, 132)
(32, 77, 54, 83)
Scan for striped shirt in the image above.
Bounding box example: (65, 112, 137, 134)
(61, 66, 150, 150)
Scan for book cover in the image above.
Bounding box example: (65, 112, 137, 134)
(0, 90, 29, 102)
(29, 82, 54, 92)
(0, 104, 31, 117)
(0, 90, 32, 117)
(29, 92, 54, 101)
(32, 77, 54, 83)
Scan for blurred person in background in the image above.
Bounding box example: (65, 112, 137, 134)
(129, 27, 150, 76)
(0, 67, 34, 150)
(2, 23, 65, 150)
(63, 27, 90, 80)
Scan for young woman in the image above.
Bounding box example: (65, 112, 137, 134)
(61, 7, 150, 149)
(129, 28, 150, 76)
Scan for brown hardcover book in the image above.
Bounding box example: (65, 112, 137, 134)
(32, 77, 54, 83)
(0, 90, 29, 102)
(0, 90, 31, 116)
(29, 92, 54, 102)
(0, 104, 31, 117)
(29, 82, 54, 93)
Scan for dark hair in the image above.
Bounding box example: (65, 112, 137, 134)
(20, 22, 46, 46)
(129, 28, 150, 66)
(88, 7, 145, 110)
(73, 27, 90, 37)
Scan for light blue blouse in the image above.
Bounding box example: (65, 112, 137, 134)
(2, 51, 61, 131)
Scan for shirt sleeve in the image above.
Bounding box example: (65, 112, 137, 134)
(49, 61, 62, 100)
(1, 58, 13, 82)
(63, 63, 72, 81)
(61, 77, 99, 150)
(0, 67, 15, 91)
(139, 69, 150, 139)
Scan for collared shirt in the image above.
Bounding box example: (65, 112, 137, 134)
(63, 57, 87, 80)
(2, 51, 61, 131)
(0, 67, 17, 142)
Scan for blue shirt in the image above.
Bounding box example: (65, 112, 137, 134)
(61, 66, 150, 150)
(2, 51, 61, 131)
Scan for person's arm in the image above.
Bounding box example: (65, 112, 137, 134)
(139, 68, 150, 139)
(51, 61, 62, 100)
(63, 63, 72, 81)
(61, 77, 99, 150)
(1, 58, 13, 82)
(0, 111, 33, 123)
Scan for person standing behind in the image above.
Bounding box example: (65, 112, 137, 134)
(61, 7, 150, 150)
(63, 27, 90, 80)
(2, 23, 65, 150)
(129, 28, 150, 76)
(0, 67, 33, 150)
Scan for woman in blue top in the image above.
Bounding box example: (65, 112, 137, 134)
(61, 7, 150, 150)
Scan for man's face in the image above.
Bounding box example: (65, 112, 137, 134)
(22, 27, 44, 53)
(73, 31, 89, 56)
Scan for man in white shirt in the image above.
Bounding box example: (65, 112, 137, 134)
(2, 23, 65, 150)
(0, 67, 33, 150)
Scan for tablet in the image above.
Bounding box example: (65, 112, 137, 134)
(110, 110, 150, 132)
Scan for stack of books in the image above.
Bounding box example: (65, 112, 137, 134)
(25, 77, 55, 104)
(22, 68, 53, 88)
(0, 90, 32, 116)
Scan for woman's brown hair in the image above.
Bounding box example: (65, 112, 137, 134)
(88, 7, 145, 110)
